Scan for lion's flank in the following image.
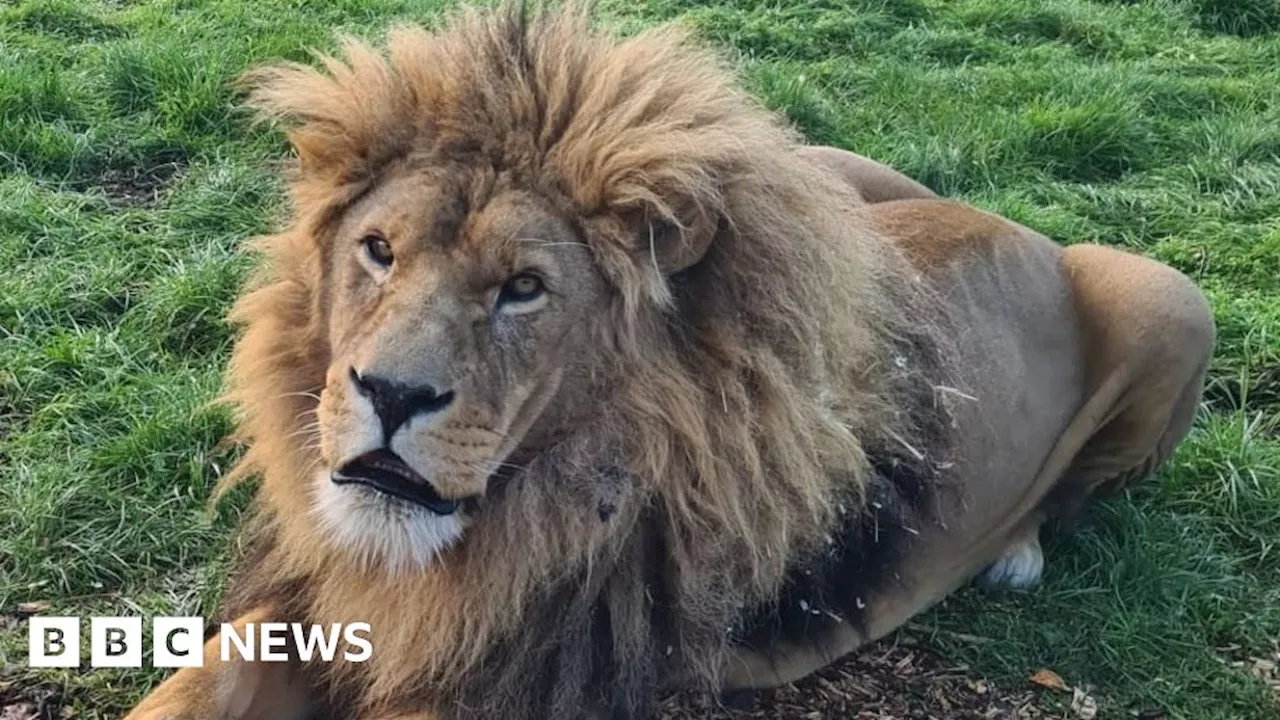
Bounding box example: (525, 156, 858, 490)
(222, 2, 953, 717)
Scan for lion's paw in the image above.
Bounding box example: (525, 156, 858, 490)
(981, 532, 1044, 589)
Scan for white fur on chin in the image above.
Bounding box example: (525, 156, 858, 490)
(313, 471, 466, 574)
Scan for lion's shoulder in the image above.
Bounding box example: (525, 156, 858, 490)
(859, 199, 1061, 273)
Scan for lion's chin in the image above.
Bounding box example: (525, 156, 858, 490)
(312, 471, 467, 574)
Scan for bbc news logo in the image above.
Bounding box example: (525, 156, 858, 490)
(28, 617, 372, 668)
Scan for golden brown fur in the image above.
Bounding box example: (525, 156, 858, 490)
(126, 2, 1213, 718)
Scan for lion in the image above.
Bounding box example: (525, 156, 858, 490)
(125, 3, 1214, 719)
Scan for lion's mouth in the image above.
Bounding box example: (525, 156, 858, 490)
(332, 449, 462, 516)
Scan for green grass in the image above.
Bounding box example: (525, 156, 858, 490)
(1, 0, 1277, 717)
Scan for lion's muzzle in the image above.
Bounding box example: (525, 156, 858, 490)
(349, 367, 455, 438)
(331, 448, 464, 515)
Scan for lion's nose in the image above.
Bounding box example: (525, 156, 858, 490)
(349, 368, 455, 440)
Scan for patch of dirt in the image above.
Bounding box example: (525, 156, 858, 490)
(661, 637, 1046, 719)
(1204, 363, 1280, 418)
(1, 608, 57, 720)
(0, 373, 23, 448)
(0, 681, 59, 720)
(96, 161, 186, 207)
(6, 6, 125, 43)
(0, 702, 38, 720)
(1220, 642, 1280, 705)
(0, 410, 15, 454)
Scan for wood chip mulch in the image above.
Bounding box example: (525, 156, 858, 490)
(660, 636, 1045, 720)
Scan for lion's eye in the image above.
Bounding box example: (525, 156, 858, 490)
(361, 234, 394, 269)
(498, 273, 545, 305)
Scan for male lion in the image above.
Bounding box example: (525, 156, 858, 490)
(127, 3, 1213, 719)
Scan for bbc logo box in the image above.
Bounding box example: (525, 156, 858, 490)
(28, 616, 204, 668)
(27, 617, 80, 668)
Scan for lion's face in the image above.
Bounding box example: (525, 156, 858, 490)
(311, 165, 608, 569)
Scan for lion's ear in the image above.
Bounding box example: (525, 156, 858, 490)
(630, 200, 719, 275)
(240, 36, 414, 189)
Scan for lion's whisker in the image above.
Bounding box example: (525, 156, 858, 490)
(481, 458, 525, 470)
(276, 390, 324, 401)
(284, 423, 323, 441)
(513, 237, 585, 248)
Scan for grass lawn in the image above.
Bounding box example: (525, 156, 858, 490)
(1, 0, 1278, 717)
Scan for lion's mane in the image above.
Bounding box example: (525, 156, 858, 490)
(219, 3, 951, 717)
